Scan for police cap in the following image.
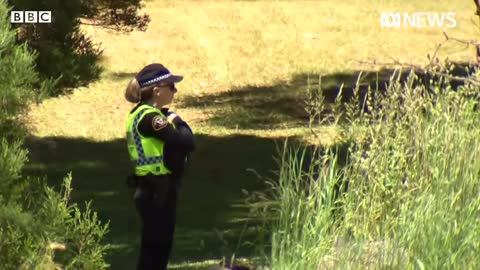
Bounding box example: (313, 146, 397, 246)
(135, 63, 183, 88)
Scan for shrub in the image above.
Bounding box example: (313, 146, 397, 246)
(0, 1, 111, 268)
(251, 68, 480, 269)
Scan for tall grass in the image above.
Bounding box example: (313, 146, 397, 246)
(251, 68, 480, 269)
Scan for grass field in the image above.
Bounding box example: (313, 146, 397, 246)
(24, 0, 477, 269)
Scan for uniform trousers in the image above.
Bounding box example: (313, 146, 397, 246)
(134, 174, 179, 270)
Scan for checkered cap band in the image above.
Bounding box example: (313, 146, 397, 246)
(139, 73, 172, 88)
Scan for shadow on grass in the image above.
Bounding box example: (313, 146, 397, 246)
(180, 84, 310, 129)
(102, 71, 138, 80)
(179, 62, 476, 129)
(22, 62, 475, 269)
(24, 134, 284, 269)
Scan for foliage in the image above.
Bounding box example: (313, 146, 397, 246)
(80, 0, 150, 32)
(0, 174, 111, 270)
(0, 0, 41, 138)
(7, 0, 150, 94)
(0, 1, 111, 268)
(250, 66, 480, 269)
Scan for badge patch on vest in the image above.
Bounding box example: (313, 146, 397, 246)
(152, 115, 168, 131)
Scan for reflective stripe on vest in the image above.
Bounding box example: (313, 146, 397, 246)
(126, 104, 172, 176)
(131, 108, 163, 166)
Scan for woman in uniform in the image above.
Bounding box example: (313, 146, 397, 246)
(124, 63, 195, 270)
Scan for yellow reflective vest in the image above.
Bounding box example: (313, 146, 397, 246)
(125, 104, 175, 176)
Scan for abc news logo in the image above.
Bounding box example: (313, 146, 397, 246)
(380, 12, 456, 28)
(10, 11, 52, 23)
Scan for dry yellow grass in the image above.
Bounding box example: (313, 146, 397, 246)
(27, 0, 477, 141)
(23, 2, 479, 268)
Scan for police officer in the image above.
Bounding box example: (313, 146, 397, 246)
(124, 63, 195, 270)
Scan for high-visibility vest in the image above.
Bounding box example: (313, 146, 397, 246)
(125, 104, 175, 176)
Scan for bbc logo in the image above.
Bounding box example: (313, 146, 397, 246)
(10, 11, 51, 23)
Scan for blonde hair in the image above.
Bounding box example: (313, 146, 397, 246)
(124, 78, 155, 103)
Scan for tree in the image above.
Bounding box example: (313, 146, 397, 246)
(7, 0, 150, 95)
(0, 1, 110, 268)
(80, 0, 150, 32)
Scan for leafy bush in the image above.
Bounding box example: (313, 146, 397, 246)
(0, 1, 111, 268)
